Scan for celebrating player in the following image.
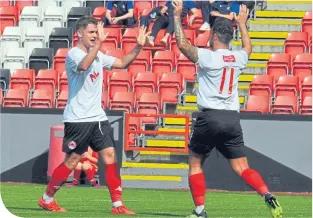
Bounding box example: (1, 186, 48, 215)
(38, 16, 149, 215)
(172, 0, 283, 218)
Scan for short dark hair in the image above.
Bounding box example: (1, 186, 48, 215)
(76, 16, 98, 31)
(211, 17, 234, 45)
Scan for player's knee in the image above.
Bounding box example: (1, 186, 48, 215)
(230, 157, 249, 176)
(100, 147, 115, 164)
(75, 162, 82, 170)
(65, 152, 81, 170)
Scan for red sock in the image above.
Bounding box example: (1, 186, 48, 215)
(85, 168, 96, 185)
(46, 163, 72, 197)
(105, 163, 122, 203)
(189, 173, 206, 206)
(73, 169, 81, 185)
(241, 168, 269, 196)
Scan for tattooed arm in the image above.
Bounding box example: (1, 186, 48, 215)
(172, 0, 199, 64)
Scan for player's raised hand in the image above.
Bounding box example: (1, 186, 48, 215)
(137, 26, 151, 46)
(235, 4, 249, 25)
(97, 21, 109, 44)
(172, 0, 183, 18)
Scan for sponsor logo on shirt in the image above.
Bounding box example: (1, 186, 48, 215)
(223, 55, 236, 62)
(90, 71, 100, 83)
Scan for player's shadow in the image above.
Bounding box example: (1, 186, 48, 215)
(139, 212, 182, 217)
(6, 207, 43, 211)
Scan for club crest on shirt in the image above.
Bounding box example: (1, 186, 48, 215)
(68, 141, 77, 150)
(90, 71, 100, 83)
(223, 55, 236, 63)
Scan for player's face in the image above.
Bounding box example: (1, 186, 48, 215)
(79, 24, 98, 48)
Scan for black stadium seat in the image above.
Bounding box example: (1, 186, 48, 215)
(67, 7, 91, 32)
(49, 27, 73, 55)
(86, 0, 105, 13)
(29, 48, 54, 74)
(0, 69, 11, 90)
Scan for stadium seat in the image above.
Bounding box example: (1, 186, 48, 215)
(145, 28, 167, 48)
(42, 6, 64, 42)
(103, 69, 125, 88)
(152, 50, 175, 73)
(188, 9, 203, 29)
(108, 71, 132, 100)
(274, 75, 299, 97)
(133, 72, 157, 101)
(156, 0, 167, 7)
(56, 90, 68, 108)
(53, 48, 69, 75)
(121, 28, 139, 51)
(59, 71, 68, 92)
(128, 116, 142, 146)
(128, 50, 152, 73)
(170, 29, 195, 57)
(271, 96, 298, 114)
(29, 89, 54, 108)
(101, 89, 108, 109)
(0, 1, 10, 6)
(38, 0, 58, 11)
(195, 31, 210, 48)
(34, 69, 58, 99)
(15, 0, 36, 13)
(100, 43, 117, 52)
(0, 6, 18, 33)
(249, 75, 274, 96)
(109, 91, 135, 113)
(87, 1, 105, 14)
(49, 28, 73, 55)
(301, 75, 312, 102)
(0, 26, 22, 61)
(302, 10, 312, 35)
(10, 68, 35, 90)
(299, 96, 312, 115)
(3, 47, 26, 74)
(0, 69, 11, 90)
(292, 53, 312, 81)
(243, 95, 271, 113)
(29, 48, 54, 74)
(134, 1, 152, 21)
(266, 53, 291, 82)
(24, 27, 45, 58)
(61, 0, 83, 18)
(103, 28, 121, 49)
(3, 88, 29, 107)
(177, 53, 196, 81)
(92, 6, 106, 20)
(158, 72, 183, 103)
(284, 32, 309, 55)
(137, 92, 161, 124)
(67, 7, 91, 33)
(105, 49, 125, 59)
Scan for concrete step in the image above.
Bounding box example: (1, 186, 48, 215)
(240, 31, 288, 40)
(232, 40, 285, 53)
(265, 1, 311, 11)
(249, 19, 301, 32)
(256, 10, 307, 19)
(244, 62, 267, 74)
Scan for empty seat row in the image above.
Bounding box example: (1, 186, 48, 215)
(284, 32, 312, 55)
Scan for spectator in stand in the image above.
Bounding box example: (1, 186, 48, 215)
(104, 0, 136, 27)
(143, 0, 197, 46)
(139, 5, 169, 31)
(210, 0, 240, 26)
(195, 0, 216, 31)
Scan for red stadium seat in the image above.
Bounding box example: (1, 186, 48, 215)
(243, 95, 271, 113)
(292, 53, 312, 81)
(56, 90, 68, 108)
(108, 71, 131, 100)
(121, 28, 139, 50)
(284, 32, 309, 55)
(156, 0, 167, 7)
(103, 28, 121, 49)
(109, 91, 135, 113)
(3, 88, 29, 107)
(170, 29, 195, 57)
(53, 48, 69, 75)
(152, 50, 175, 73)
(128, 116, 142, 146)
(105, 49, 125, 59)
(0, 6, 18, 33)
(159, 72, 183, 103)
(100, 43, 117, 52)
(134, 1, 152, 21)
(0, 1, 10, 6)
(188, 9, 203, 29)
(274, 76, 299, 97)
(101, 89, 108, 109)
(29, 89, 54, 108)
(271, 96, 298, 114)
(177, 53, 196, 81)
(302, 10, 312, 36)
(103, 69, 126, 88)
(249, 75, 274, 96)
(299, 96, 312, 115)
(144, 28, 167, 49)
(10, 69, 35, 90)
(301, 75, 312, 103)
(266, 53, 291, 82)
(59, 71, 68, 92)
(137, 92, 161, 124)
(15, 0, 35, 14)
(133, 72, 157, 101)
(93, 7, 106, 20)
(128, 50, 152, 73)
(34, 69, 58, 99)
(195, 31, 210, 48)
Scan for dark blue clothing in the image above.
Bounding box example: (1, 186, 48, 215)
(214, 1, 239, 15)
(107, 1, 134, 13)
(165, 0, 196, 20)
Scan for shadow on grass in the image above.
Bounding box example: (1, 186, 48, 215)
(138, 212, 182, 217)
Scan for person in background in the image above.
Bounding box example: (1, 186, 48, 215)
(139, 4, 169, 31)
(210, 0, 240, 25)
(67, 147, 100, 188)
(195, 0, 216, 31)
(145, 0, 197, 47)
(104, 0, 136, 27)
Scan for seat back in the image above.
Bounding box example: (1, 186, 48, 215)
(284, 32, 308, 55)
(245, 95, 271, 113)
(274, 76, 299, 97)
(133, 72, 157, 101)
(271, 96, 298, 114)
(108, 71, 131, 100)
(109, 91, 135, 113)
(29, 89, 54, 108)
(3, 88, 29, 107)
(159, 72, 183, 102)
(249, 75, 274, 96)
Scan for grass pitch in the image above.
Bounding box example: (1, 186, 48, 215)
(0, 183, 311, 218)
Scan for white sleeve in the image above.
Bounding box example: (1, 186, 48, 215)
(99, 52, 116, 70)
(197, 48, 213, 69)
(235, 50, 249, 69)
(66, 48, 90, 74)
